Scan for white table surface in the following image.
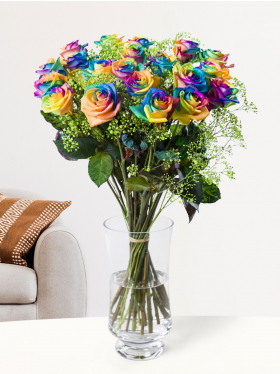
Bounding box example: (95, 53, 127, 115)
(0, 316, 279, 374)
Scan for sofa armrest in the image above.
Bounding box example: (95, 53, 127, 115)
(34, 225, 87, 319)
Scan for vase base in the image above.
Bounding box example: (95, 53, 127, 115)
(115, 339, 165, 361)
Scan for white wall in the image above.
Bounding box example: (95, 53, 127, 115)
(1, 1, 279, 316)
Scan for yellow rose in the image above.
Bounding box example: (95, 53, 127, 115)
(41, 83, 74, 115)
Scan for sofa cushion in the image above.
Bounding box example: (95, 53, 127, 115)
(0, 188, 64, 226)
(0, 193, 71, 266)
(0, 263, 37, 304)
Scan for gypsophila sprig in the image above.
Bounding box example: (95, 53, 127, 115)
(232, 78, 258, 113)
(127, 164, 138, 177)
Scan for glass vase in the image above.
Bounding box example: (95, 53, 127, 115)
(104, 215, 173, 361)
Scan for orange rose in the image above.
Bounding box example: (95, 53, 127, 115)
(81, 83, 122, 127)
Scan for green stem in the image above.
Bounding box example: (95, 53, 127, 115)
(134, 242, 148, 284)
(117, 137, 133, 230)
(112, 289, 125, 324)
(147, 145, 152, 169)
(132, 309, 137, 332)
(111, 174, 126, 210)
(107, 180, 126, 216)
(117, 308, 130, 330)
(165, 123, 179, 151)
(140, 192, 163, 233)
(152, 288, 160, 325)
(140, 252, 148, 335)
(151, 142, 156, 166)
(133, 153, 138, 231)
(137, 303, 141, 326)
(125, 295, 134, 331)
(147, 290, 153, 333)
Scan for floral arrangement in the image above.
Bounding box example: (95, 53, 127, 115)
(34, 33, 257, 334)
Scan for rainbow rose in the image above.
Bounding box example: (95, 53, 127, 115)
(128, 36, 154, 49)
(41, 83, 74, 115)
(196, 49, 229, 65)
(81, 60, 113, 81)
(124, 70, 160, 96)
(173, 40, 200, 62)
(205, 78, 239, 110)
(46, 58, 68, 76)
(199, 61, 232, 81)
(111, 58, 137, 80)
(172, 86, 210, 125)
(147, 53, 176, 76)
(35, 58, 56, 75)
(130, 88, 179, 124)
(60, 40, 89, 72)
(81, 83, 122, 127)
(94, 34, 125, 48)
(34, 71, 68, 98)
(122, 36, 154, 64)
(173, 63, 210, 92)
(34, 58, 68, 98)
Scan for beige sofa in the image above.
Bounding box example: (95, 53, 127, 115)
(0, 189, 87, 322)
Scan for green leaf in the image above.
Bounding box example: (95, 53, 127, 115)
(202, 181, 221, 203)
(113, 165, 123, 181)
(182, 200, 198, 223)
(126, 177, 152, 192)
(122, 133, 148, 151)
(172, 135, 187, 147)
(41, 111, 63, 130)
(140, 171, 167, 192)
(155, 150, 178, 161)
(54, 138, 98, 159)
(88, 151, 113, 187)
(104, 141, 121, 159)
(148, 167, 165, 179)
(172, 135, 188, 159)
(133, 131, 142, 146)
(99, 122, 109, 131)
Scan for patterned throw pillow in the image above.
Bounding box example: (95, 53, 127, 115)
(0, 193, 71, 266)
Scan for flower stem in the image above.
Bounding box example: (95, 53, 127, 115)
(147, 290, 153, 333)
(117, 136, 133, 231)
(152, 288, 160, 325)
(125, 294, 134, 332)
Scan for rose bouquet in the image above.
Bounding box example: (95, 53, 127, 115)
(34, 33, 256, 356)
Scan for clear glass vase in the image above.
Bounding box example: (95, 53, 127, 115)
(104, 215, 173, 361)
